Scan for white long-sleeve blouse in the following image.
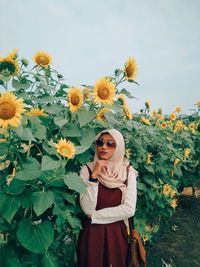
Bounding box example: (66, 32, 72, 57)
(79, 164, 138, 226)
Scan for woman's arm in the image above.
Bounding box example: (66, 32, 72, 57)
(79, 165, 99, 217)
(91, 167, 137, 224)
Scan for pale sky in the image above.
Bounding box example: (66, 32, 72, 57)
(1, 0, 200, 114)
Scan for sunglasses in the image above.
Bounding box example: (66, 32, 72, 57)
(96, 138, 116, 148)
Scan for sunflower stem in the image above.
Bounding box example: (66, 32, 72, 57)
(27, 140, 31, 159)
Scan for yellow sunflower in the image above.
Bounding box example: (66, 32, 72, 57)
(184, 148, 191, 160)
(124, 104, 133, 119)
(158, 108, 163, 115)
(96, 107, 110, 122)
(170, 112, 177, 121)
(150, 111, 158, 119)
(0, 56, 20, 76)
(196, 100, 200, 106)
(174, 107, 182, 113)
(0, 91, 26, 128)
(146, 153, 152, 164)
(33, 51, 52, 67)
(161, 122, 167, 128)
(26, 108, 47, 117)
(55, 138, 76, 158)
(6, 48, 19, 59)
(141, 116, 151, 125)
(163, 184, 172, 195)
(171, 199, 178, 209)
(93, 77, 116, 105)
(124, 57, 138, 80)
(189, 122, 196, 134)
(68, 87, 83, 112)
(173, 158, 181, 167)
(170, 190, 176, 198)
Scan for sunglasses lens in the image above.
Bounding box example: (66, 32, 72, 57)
(96, 139, 116, 148)
(107, 141, 116, 147)
(96, 139, 104, 146)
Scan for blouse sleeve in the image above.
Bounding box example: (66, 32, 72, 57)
(79, 165, 99, 217)
(91, 166, 138, 224)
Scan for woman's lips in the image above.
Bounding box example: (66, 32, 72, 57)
(100, 151, 107, 155)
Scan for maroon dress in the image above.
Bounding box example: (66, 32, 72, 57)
(77, 182, 128, 267)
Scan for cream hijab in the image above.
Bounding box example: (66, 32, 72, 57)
(87, 129, 130, 191)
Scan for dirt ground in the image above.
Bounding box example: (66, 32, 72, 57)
(145, 195, 200, 267)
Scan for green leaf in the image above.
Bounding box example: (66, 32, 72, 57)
(42, 104, 63, 114)
(54, 116, 68, 127)
(144, 165, 155, 173)
(0, 194, 21, 223)
(0, 142, 8, 156)
(75, 145, 90, 155)
(29, 116, 46, 140)
(119, 88, 135, 99)
(148, 190, 157, 201)
(21, 128, 36, 141)
(15, 158, 42, 181)
(63, 173, 87, 194)
(79, 128, 95, 146)
(59, 191, 76, 205)
(61, 123, 81, 137)
(6, 179, 26, 195)
(12, 79, 21, 89)
(31, 191, 55, 216)
(67, 214, 82, 229)
(41, 252, 59, 267)
(41, 156, 61, 171)
(17, 219, 54, 254)
(42, 143, 57, 155)
(77, 109, 96, 127)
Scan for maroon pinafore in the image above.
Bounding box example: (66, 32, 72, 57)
(77, 182, 128, 267)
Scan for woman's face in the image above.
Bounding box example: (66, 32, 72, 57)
(96, 133, 116, 160)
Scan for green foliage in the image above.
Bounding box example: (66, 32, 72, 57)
(0, 51, 199, 266)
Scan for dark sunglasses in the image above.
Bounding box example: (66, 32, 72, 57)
(96, 138, 116, 148)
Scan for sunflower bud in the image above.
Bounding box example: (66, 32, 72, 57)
(21, 58, 29, 66)
(1, 69, 10, 77)
(57, 74, 63, 79)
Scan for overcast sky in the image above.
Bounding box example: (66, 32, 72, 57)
(0, 0, 200, 114)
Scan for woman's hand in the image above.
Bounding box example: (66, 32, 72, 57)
(91, 160, 109, 178)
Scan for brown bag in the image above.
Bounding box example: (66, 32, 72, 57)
(127, 217, 146, 267)
(126, 165, 147, 267)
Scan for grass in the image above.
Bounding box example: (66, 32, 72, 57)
(145, 195, 200, 267)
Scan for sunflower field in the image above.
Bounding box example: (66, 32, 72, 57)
(0, 49, 199, 266)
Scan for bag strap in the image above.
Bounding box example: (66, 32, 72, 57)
(86, 164, 92, 177)
(126, 165, 135, 231)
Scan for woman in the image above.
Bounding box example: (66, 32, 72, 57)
(77, 129, 138, 267)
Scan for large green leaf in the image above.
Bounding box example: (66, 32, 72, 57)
(41, 156, 61, 171)
(29, 116, 47, 140)
(6, 179, 26, 195)
(15, 158, 42, 181)
(54, 116, 68, 127)
(17, 219, 54, 254)
(41, 252, 59, 267)
(0, 194, 21, 223)
(14, 127, 36, 141)
(75, 145, 90, 155)
(67, 214, 82, 229)
(77, 109, 96, 127)
(79, 128, 95, 146)
(61, 122, 81, 137)
(31, 191, 55, 216)
(63, 172, 87, 194)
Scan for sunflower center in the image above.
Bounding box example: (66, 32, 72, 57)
(0, 102, 16, 119)
(71, 94, 80, 105)
(126, 64, 134, 77)
(0, 61, 16, 74)
(36, 56, 49, 65)
(98, 87, 109, 99)
(60, 147, 70, 157)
